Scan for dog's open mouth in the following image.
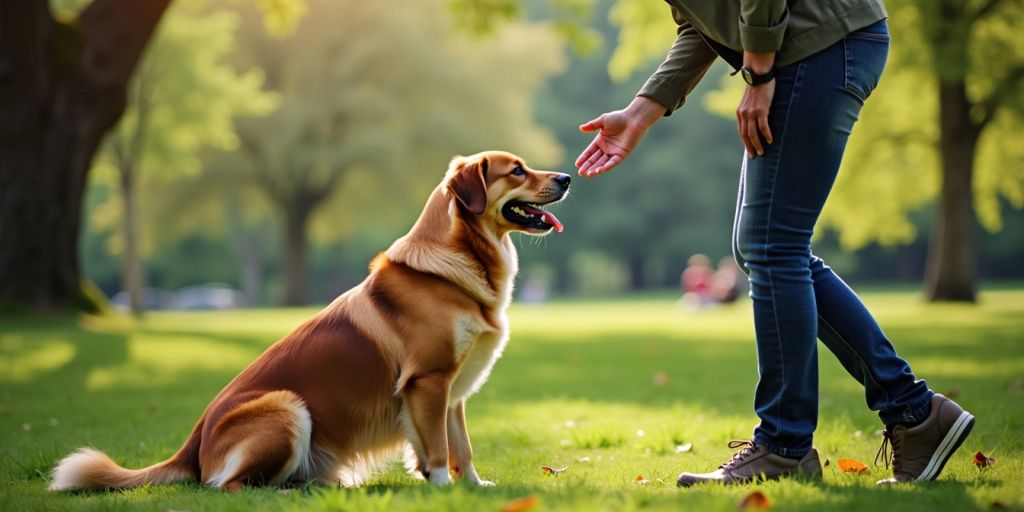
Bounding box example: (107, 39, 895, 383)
(502, 200, 564, 233)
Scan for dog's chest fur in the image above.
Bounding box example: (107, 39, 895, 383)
(449, 312, 509, 402)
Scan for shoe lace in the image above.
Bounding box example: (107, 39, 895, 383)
(875, 428, 903, 470)
(721, 440, 759, 470)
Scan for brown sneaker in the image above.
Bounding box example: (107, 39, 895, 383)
(875, 393, 975, 485)
(676, 440, 823, 487)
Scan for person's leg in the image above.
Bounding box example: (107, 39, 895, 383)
(732, 21, 908, 456)
(810, 256, 933, 426)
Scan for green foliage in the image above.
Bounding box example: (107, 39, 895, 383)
(3, 290, 1024, 509)
(449, 0, 602, 54)
(220, 0, 565, 238)
(88, 4, 278, 256)
(606, 0, 674, 82)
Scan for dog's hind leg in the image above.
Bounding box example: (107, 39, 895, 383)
(200, 390, 312, 491)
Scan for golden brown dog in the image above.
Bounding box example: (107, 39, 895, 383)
(50, 151, 570, 491)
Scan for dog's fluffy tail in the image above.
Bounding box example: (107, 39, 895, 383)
(50, 417, 203, 491)
(49, 448, 191, 491)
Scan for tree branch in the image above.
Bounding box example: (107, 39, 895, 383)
(977, 64, 1024, 129)
(970, 0, 1005, 22)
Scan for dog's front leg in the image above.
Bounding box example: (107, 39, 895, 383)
(400, 371, 452, 486)
(447, 400, 494, 487)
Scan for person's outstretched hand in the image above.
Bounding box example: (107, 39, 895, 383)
(576, 97, 665, 178)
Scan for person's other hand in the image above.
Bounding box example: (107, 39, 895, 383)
(576, 97, 664, 178)
(736, 81, 775, 158)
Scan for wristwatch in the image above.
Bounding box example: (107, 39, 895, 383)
(735, 66, 776, 86)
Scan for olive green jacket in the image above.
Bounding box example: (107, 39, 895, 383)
(637, 0, 888, 115)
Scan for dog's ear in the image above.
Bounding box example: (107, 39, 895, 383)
(447, 155, 489, 215)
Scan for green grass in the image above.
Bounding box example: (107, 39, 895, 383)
(1, 289, 1023, 511)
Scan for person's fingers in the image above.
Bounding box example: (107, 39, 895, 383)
(747, 115, 764, 156)
(594, 155, 624, 176)
(575, 143, 598, 168)
(578, 145, 604, 176)
(579, 115, 604, 133)
(757, 113, 773, 146)
(738, 115, 754, 158)
(586, 154, 611, 177)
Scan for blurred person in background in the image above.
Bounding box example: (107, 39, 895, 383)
(710, 256, 744, 304)
(680, 253, 714, 309)
(575, 0, 975, 487)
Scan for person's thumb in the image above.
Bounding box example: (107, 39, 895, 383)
(579, 115, 604, 133)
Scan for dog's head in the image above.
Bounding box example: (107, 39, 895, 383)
(445, 151, 570, 235)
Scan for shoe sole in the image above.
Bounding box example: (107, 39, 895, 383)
(917, 410, 975, 481)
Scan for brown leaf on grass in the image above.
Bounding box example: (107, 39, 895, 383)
(990, 500, 1009, 509)
(634, 474, 650, 484)
(837, 458, 869, 474)
(973, 451, 996, 468)
(652, 372, 670, 387)
(1009, 378, 1023, 394)
(945, 388, 961, 399)
(738, 490, 772, 510)
(823, 458, 831, 467)
(500, 494, 539, 512)
(540, 465, 567, 475)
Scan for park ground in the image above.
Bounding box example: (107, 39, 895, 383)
(1, 288, 1022, 511)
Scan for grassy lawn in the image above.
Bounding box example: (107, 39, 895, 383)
(1, 289, 1022, 511)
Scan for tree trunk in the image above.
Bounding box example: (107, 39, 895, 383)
(925, 81, 980, 302)
(0, 0, 170, 313)
(282, 205, 312, 306)
(225, 199, 264, 306)
(627, 253, 646, 291)
(119, 164, 144, 314)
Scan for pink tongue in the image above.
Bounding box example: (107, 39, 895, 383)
(541, 210, 564, 233)
(522, 205, 563, 233)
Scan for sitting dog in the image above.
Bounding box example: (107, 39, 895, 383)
(50, 151, 569, 491)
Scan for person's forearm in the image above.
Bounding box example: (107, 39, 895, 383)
(743, 51, 776, 74)
(625, 96, 666, 129)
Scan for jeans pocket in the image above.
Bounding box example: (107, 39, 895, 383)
(843, 35, 889, 102)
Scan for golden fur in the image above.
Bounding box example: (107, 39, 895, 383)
(50, 151, 569, 491)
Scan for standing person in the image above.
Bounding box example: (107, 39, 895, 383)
(576, 0, 974, 486)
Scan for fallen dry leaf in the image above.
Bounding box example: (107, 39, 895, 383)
(1009, 378, 1023, 394)
(634, 474, 650, 484)
(675, 443, 693, 453)
(945, 388, 961, 399)
(974, 451, 996, 468)
(837, 458, 870, 474)
(652, 372, 670, 387)
(540, 465, 567, 475)
(823, 458, 831, 467)
(738, 490, 772, 510)
(500, 494, 539, 512)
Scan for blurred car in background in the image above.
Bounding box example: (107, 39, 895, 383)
(111, 288, 174, 311)
(172, 283, 246, 310)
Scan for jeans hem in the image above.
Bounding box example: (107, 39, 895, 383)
(753, 434, 811, 459)
(880, 389, 934, 427)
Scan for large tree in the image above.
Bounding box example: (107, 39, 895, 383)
(0, 0, 300, 313)
(0, 0, 171, 312)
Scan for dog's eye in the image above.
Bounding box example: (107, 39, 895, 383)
(511, 166, 525, 176)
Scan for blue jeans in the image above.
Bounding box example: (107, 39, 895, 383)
(731, 20, 933, 458)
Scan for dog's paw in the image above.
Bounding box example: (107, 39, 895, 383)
(427, 468, 452, 486)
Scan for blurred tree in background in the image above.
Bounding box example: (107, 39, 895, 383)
(89, 5, 277, 314)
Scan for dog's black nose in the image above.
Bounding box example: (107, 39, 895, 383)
(554, 174, 571, 189)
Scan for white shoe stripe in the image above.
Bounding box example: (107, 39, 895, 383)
(917, 411, 973, 481)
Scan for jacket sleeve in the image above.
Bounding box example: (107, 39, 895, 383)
(636, 7, 718, 117)
(739, 0, 789, 53)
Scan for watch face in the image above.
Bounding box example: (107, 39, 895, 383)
(740, 68, 754, 85)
